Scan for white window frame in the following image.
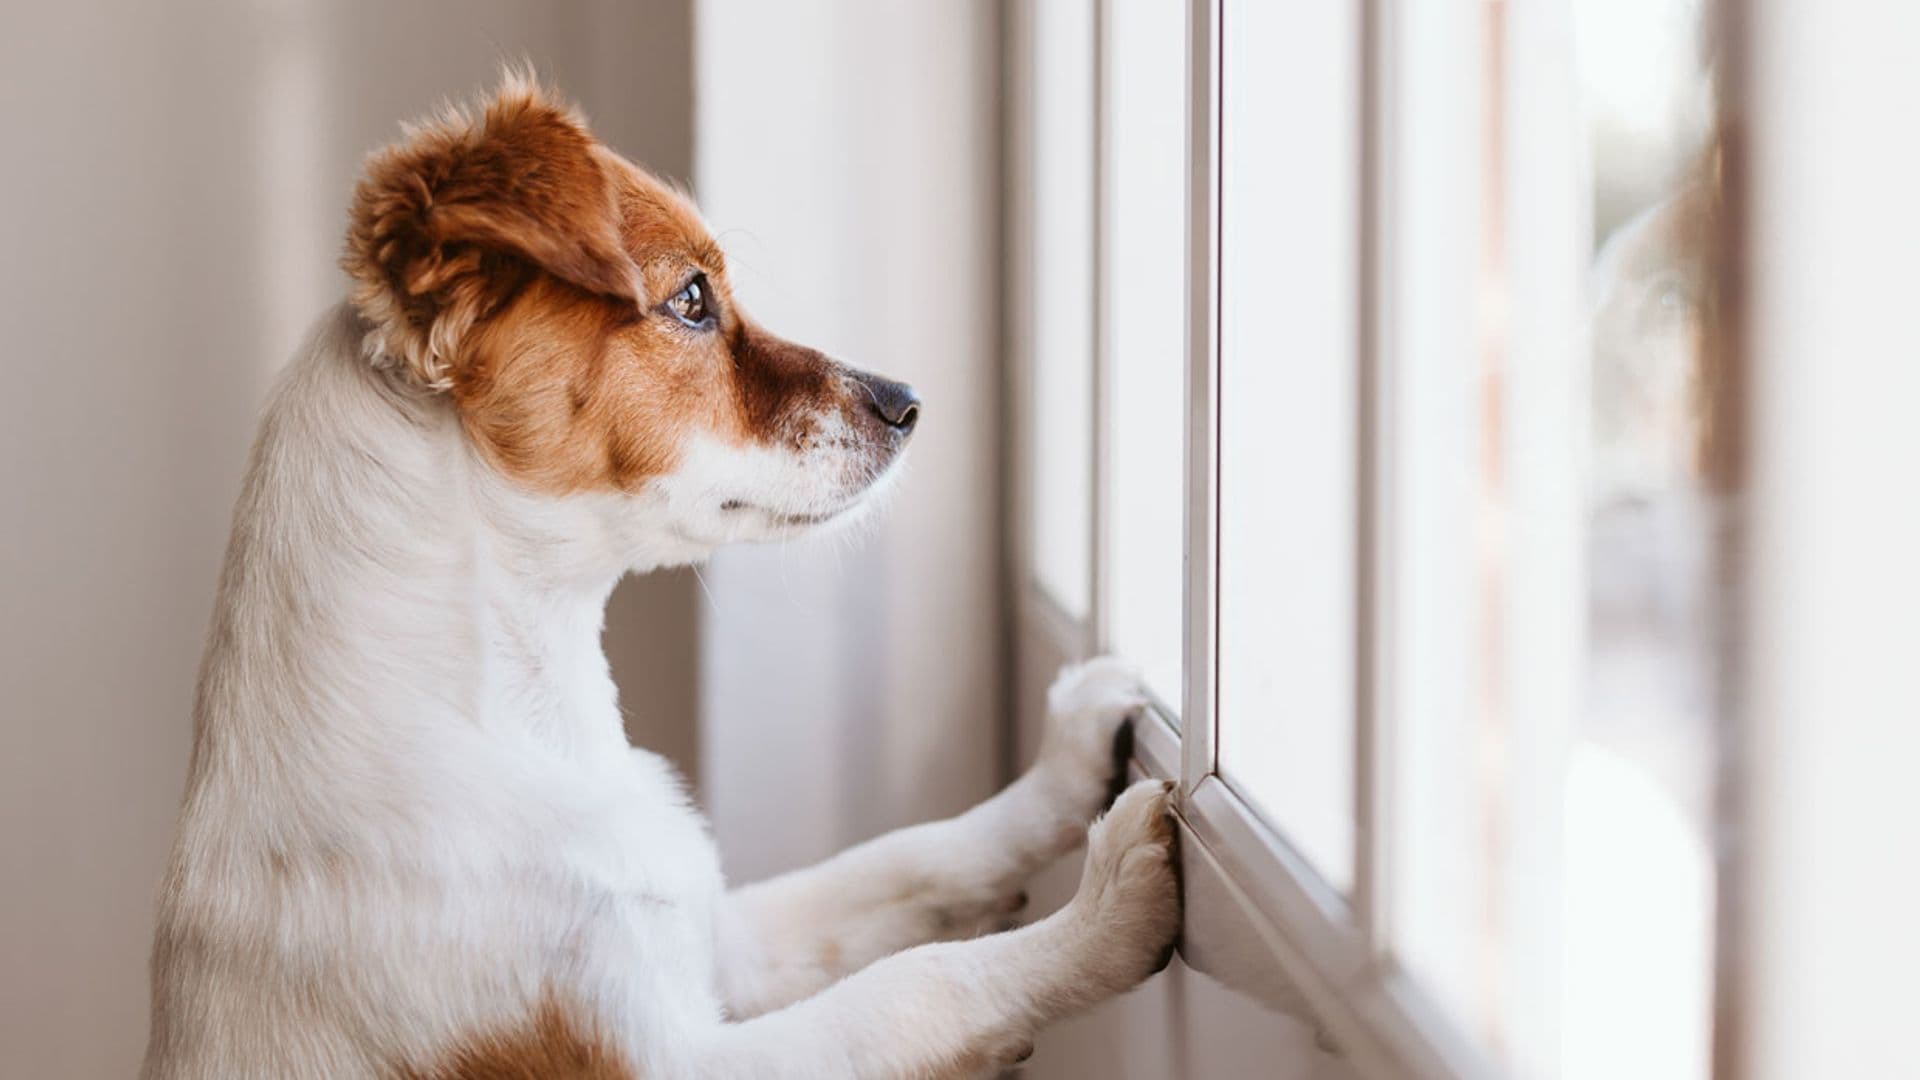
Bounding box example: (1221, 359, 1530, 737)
(1009, 2, 1741, 1077)
(1011, 1, 1490, 1073)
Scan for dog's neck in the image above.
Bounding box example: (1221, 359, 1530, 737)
(194, 306, 651, 774)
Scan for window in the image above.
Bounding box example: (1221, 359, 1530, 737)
(1013, 1, 1730, 1078)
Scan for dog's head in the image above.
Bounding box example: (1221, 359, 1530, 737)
(342, 74, 918, 562)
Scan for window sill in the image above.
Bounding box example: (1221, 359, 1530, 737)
(1125, 752, 1500, 1080)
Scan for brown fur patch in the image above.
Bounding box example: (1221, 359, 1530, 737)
(401, 998, 636, 1080)
(728, 321, 842, 448)
(342, 72, 892, 495)
(343, 72, 641, 390)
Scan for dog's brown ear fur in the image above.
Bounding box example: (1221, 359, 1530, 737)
(343, 72, 640, 389)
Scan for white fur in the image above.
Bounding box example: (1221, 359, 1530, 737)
(141, 304, 1180, 1079)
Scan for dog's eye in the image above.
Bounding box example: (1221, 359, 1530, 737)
(668, 274, 712, 328)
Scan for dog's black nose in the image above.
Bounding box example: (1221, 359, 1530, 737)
(860, 373, 921, 435)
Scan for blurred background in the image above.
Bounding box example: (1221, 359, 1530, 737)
(3, 2, 1916, 1079)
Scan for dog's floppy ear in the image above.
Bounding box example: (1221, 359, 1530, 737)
(343, 73, 640, 389)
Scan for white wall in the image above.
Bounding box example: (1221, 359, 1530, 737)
(693, 0, 1007, 881)
(1742, 3, 1920, 1076)
(0, 4, 694, 1074)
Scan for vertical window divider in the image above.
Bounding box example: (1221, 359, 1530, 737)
(1180, 0, 1221, 793)
(1354, 0, 1393, 962)
(1498, 5, 1585, 1070)
(1087, 0, 1113, 653)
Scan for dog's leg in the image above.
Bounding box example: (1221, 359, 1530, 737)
(716, 658, 1148, 1018)
(693, 778, 1181, 1079)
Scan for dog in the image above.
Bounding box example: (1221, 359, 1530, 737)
(140, 73, 1181, 1079)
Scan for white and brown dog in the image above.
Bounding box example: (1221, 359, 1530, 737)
(141, 75, 1180, 1079)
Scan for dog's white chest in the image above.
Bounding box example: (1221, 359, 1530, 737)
(549, 748, 726, 932)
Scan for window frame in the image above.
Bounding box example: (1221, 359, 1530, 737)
(1008, 1, 1739, 1077)
(1007, 0, 1486, 1072)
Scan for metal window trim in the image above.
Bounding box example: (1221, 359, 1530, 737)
(1180, 0, 1221, 795)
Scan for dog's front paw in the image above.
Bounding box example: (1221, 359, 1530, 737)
(1035, 657, 1149, 824)
(1063, 779, 1183, 994)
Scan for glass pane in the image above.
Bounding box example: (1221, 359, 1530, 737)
(1102, 0, 1187, 710)
(1385, 2, 1725, 1075)
(1216, 0, 1360, 892)
(1029, 0, 1097, 618)
(1565, 0, 1722, 1073)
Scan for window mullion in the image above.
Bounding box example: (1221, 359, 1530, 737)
(1181, 0, 1221, 793)
(1087, 0, 1113, 653)
(1354, 0, 1392, 960)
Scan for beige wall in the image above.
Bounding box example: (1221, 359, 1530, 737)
(0, 4, 695, 1074)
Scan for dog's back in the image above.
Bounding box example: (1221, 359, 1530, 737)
(142, 307, 726, 1079)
